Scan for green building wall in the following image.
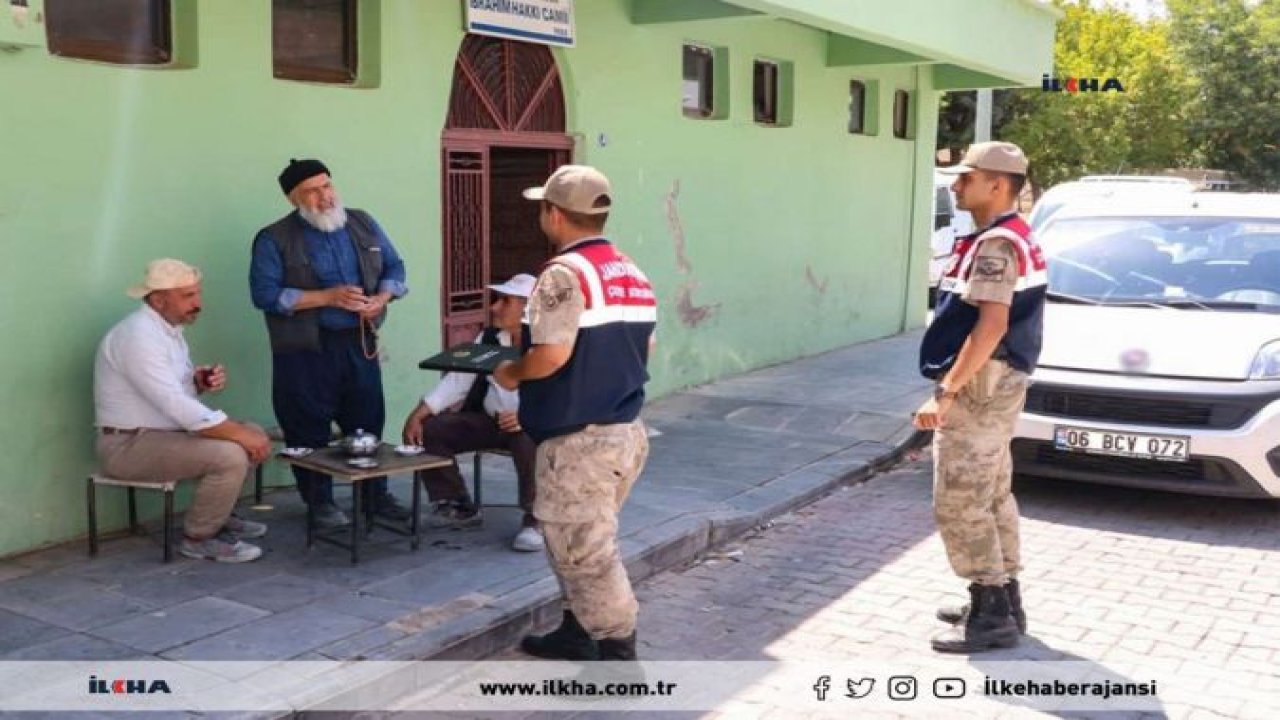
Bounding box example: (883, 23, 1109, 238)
(0, 0, 1035, 558)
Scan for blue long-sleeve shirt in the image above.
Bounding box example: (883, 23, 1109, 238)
(249, 211, 409, 330)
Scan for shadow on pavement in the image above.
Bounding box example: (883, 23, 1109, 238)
(1016, 474, 1280, 553)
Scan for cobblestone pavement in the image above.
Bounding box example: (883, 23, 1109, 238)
(402, 453, 1280, 719)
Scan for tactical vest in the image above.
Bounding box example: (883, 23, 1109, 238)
(518, 238, 658, 443)
(920, 213, 1047, 379)
(254, 209, 384, 354)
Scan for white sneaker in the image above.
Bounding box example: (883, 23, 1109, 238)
(179, 533, 263, 563)
(511, 525, 544, 552)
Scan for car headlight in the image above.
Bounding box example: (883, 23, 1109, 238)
(1249, 340, 1280, 379)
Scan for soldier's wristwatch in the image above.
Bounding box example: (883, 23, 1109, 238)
(934, 384, 959, 400)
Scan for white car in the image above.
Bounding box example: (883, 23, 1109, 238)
(929, 171, 974, 306)
(1028, 176, 1193, 232)
(1076, 174, 1194, 186)
(1013, 193, 1280, 498)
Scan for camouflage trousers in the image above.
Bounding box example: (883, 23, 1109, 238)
(534, 420, 650, 639)
(933, 359, 1029, 586)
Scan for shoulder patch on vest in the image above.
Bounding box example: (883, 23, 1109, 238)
(536, 264, 581, 311)
(541, 286, 573, 310)
(974, 256, 1008, 281)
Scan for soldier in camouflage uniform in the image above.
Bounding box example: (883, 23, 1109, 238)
(915, 142, 1047, 653)
(495, 165, 657, 662)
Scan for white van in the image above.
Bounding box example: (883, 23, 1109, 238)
(929, 171, 974, 307)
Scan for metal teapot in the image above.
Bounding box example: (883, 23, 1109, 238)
(340, 429, 379, 457)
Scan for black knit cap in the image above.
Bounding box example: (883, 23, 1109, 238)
(278, 158, 330, 195)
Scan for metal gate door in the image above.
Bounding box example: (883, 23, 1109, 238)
(440, 34, 573, 347)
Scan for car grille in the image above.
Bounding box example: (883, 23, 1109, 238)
(1024, 443, 1215, 481)
(1024, 385, 1268, 429)
(1008, 438, 1269, 491)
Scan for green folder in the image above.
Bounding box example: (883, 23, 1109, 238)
(418, 343, 521, 374)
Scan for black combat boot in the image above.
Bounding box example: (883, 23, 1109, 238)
(522, 610, 599, 660)
(931, 584, 1021, 653)
(597, 632, 637, 661)
(577, 632, 644, 689)
(937, 578, 1027, 634)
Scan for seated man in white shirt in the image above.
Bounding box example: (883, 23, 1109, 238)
(95, 259, 273, 563)
(401, 274, 542, 552)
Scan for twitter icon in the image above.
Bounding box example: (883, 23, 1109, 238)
(845, 677, 875, 699)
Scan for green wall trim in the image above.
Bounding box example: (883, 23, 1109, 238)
(169, 0, 199, 69)
(719, 0, 1055, 87)
(932, 63, 1023, 90)
(901, 65, 940, 330)
(827, 34, 931, 68)
(353, 0, 382, 88)
(856, 77, 881, 136)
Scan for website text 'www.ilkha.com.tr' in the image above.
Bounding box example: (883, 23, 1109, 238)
(478, 676, 679, 699)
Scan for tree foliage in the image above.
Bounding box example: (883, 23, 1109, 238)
(943, 0, 1280, 190)
(936, 90, 1022, 163)
(987, 1, 1197, 191)
(1166, 0, 1280, 189)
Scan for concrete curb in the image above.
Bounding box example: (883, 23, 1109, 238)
(414, 429, 931, 663)
(289, 428, 932, 715)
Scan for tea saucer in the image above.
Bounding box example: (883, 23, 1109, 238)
(394, 444, 425, 456)
(281, 447, 313, 458)
(346, 457, 379, 469)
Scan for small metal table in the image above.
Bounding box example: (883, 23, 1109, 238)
(275, 444, 451, 564)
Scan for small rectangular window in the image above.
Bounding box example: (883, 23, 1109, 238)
(45, 0, 172, 65)
(848, 80, 867, 134)
(682, 44, 715, 119)
(753, 59, 779, 125)
(893, 89, 911, 139)
(273, 0, 358, 84)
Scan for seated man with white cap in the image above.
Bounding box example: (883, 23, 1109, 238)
(94, 259, 273, 563)
(401, 274, 543, 552)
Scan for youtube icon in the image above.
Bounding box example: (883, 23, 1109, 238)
(933, 678, 967, 699)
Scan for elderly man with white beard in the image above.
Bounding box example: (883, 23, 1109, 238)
(250, 159, 411, 529)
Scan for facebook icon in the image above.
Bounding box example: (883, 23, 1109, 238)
(813, 675, 831, 701)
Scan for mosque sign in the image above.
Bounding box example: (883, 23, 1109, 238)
(465, 0, 575, 48)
